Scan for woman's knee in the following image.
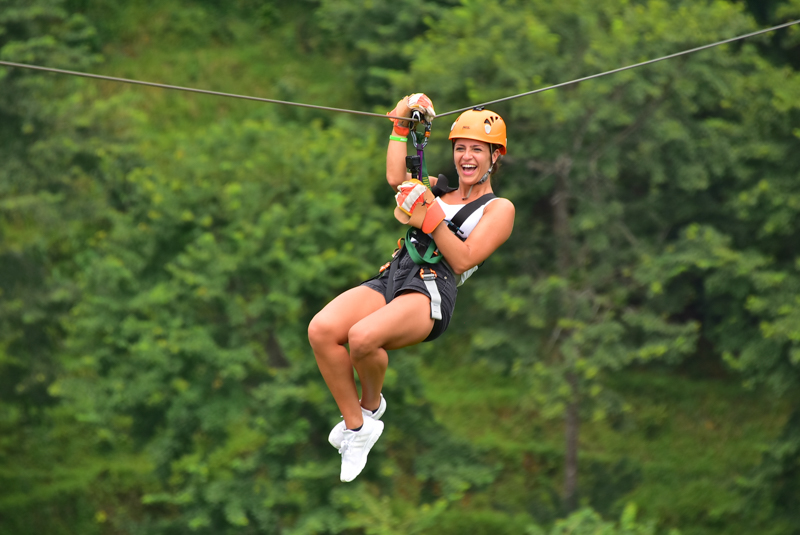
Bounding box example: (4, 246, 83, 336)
(347, 323, 380, 363)
(308, 312, 341, 350)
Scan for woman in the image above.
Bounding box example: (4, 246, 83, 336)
(307, 94, 515, 482)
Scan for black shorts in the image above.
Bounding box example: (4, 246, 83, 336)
(361, 249, 458, 342)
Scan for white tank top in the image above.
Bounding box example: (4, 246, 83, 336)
(434, 196, 499, 286)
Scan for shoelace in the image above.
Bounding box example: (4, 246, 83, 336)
(338, 437, 352, 456)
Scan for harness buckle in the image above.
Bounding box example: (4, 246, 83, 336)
(420, 268, 437, 281)
(418, 267, 442, 320)
(379, 261, 392, 273)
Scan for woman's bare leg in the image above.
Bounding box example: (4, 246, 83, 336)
(308, 287, 386, 429)
(348, 292, 434, 416)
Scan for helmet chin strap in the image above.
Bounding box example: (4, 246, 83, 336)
(462, 160, 494, 200)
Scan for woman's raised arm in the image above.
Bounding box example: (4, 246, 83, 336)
(385, 94, 436, 189)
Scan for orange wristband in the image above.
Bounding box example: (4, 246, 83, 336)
(393, 122, 410, 137)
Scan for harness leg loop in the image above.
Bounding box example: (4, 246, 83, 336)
(419, 268, 442, 320)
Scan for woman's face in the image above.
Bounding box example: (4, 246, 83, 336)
(453, 139, 499, 183)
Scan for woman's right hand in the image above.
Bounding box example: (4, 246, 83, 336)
(406, 93, 435, 122)
(388, 93, 435, 128)
(388, 96, 413, 130)
(386, 93, 434, 188)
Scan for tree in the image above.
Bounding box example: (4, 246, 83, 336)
(386, 0, 799, 518)
(48, 115, 498, 533)
(543, 503, 677, 535)
(315, 0, 456, 104)
(0, 1, 130, 532)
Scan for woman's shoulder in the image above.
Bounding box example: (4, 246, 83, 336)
(482, 196, 515, 228)
(486, 196, 515, 213)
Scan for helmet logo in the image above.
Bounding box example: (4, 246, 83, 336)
(484, 124, 492, 134)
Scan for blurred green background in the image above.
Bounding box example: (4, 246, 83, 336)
(2, 0, 800, 533)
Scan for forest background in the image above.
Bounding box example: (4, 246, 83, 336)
(2, 0, 800, 534)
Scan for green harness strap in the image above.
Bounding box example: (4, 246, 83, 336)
(404, 228, 443, 265)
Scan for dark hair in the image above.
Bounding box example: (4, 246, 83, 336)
(489, 144, 503, 179)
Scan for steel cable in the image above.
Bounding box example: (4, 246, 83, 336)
(0, 59, 409, 121)
(436, 19, 800, 118)
(1, 19, 798, 122)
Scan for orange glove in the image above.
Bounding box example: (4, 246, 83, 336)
(388, 97, 412, 136)
(395, 180, 430, 223)
(393, 180, 446, 233)
(421, 197, 446, 234)
(407, 93, 436, 122)
(387, 93, 435, 136)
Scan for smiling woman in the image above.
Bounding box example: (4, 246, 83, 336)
(307, 94, 515, 483)
(449, 107, 507, 199)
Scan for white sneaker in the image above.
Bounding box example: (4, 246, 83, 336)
(328, 394, 386, 450)
(339, 417, 384, 482)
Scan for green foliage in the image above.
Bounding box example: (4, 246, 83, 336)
(422, 356, 789, 534)
(53, 119, 386, 534)
(3, 0, 800, 533)
(42, 115, 498, 533)
(315, 0, 456, 103)
(543, 503, 675, 535)
(0, 2, 117, 532)
(387, 0, 800, 525)
(736, 407, 800, 535)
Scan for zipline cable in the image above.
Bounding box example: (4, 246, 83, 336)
(0, 59, 409, 121)
(1, 19, 798, 122)
(436, 18, 800, 118)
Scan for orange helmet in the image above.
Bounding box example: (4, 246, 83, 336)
(448, 108, 507, 155)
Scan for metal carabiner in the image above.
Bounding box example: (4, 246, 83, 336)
(408, 110, 431, 151)
(407, 110, 432, 188)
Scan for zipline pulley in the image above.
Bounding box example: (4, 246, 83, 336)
(406, 110, 432, 189)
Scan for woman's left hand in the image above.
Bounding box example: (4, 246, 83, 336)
(394, 180, 445, 232)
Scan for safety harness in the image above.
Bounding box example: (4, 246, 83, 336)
(380, 112, 496, 319)
(380, 189, 497, 320)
